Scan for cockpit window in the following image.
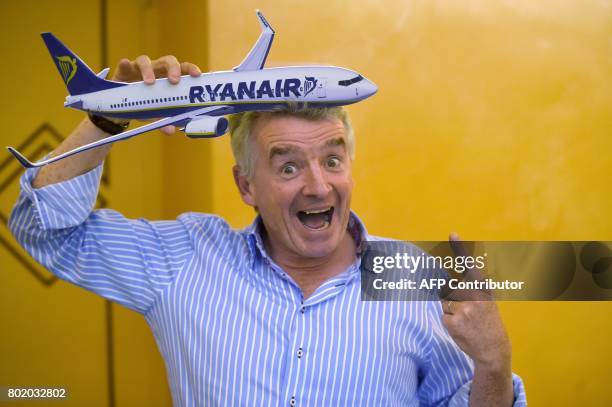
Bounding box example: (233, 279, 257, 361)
(338, 75, 363, 86)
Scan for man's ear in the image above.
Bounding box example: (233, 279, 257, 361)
(233, 165, 256, 207)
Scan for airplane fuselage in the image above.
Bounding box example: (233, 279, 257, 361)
(66, 66, 376, 121)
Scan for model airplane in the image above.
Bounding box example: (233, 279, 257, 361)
(7, 10, 377, 169)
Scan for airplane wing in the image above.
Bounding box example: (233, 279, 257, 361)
(233, 10, 275, 72)
(7, 105, 227, 169)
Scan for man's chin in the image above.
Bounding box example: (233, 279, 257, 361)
(292, 229, 345, 258)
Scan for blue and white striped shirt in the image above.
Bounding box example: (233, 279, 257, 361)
(10, 164, 526, 406)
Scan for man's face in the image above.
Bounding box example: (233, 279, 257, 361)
(234, 115, 354, 260)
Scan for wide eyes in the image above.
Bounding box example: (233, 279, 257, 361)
(326, 156, 341, 168)
(281, 164, 297, 175)
(278, 156, 343, 177)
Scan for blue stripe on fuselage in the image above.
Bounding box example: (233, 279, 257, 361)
(92, 100, 349, 120)
(96, 103, 280, 120)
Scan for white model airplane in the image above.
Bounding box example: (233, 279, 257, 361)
(7, 10, 377, 169)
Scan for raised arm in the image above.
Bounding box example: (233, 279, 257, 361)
(9, 54, 203, 313)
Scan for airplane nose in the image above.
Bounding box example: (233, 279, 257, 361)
(365, 79, 378, 96)
(360, 78, 378, 98)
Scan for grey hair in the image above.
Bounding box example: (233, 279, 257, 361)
(229, 104, 355, 179)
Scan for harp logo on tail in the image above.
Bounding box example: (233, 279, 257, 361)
(55, 55, 77, 85)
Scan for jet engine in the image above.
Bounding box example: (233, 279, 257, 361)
(183, 116, 229, 138)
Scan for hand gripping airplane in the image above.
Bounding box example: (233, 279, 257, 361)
(7, 10, 377, 169)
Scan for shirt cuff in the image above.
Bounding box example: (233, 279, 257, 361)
(19, 162, 104, 230)
(449, 373, 527, 407)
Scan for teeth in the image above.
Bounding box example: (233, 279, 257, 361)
(304, 221, 330, 230)
(303, 208, 331, 215)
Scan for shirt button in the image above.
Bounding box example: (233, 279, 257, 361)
(300, 307, 305, 314)
(297, 348, 303, 358)
(290, 397, 296, 406)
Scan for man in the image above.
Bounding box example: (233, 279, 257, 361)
(10, 55, 526, 406)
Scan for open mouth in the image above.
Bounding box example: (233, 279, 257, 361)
(297, 207, 334, 230)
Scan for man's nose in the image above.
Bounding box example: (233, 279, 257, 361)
(302, 164, 332, 197)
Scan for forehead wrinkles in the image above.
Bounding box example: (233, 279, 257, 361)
(261, 122, 346, 151)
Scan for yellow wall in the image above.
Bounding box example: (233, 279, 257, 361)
(1, 1, 611, 406)
(1, 2, 114, 406)
(0, 0, 196, 405)
(207, 1, 612, 406)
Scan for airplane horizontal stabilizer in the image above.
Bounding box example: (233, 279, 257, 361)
(97, 68, 110, 79)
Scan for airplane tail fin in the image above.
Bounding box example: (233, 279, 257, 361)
(41, 32, 126, 95)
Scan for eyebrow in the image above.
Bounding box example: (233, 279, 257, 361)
(268, 138, 347, 161)
(269, 145, 299, 161)
(324, 137, 346, 149)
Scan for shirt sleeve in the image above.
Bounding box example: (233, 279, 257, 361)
(417, 302, 527, 406)
(8, 163, 193, 314)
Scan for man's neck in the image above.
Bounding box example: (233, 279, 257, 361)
(264, 231, 357, 299)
